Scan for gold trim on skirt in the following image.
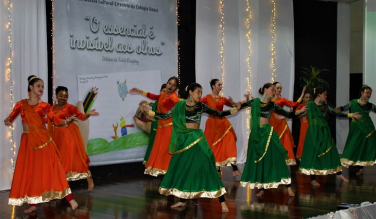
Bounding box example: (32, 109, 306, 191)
(66, 171, 92, 182)
(240, 178, 291, 189)
(285, 158, 296, 166)
(30, 138, 52, 150)
(212, 126, 232, 147)
(158, 187, 226, 199)
(341, 158, 375, 168)
(215, 157, 237, 167)
(144, 167, 167, 177)
(9, 188, 72, 206)
(299, 166, 342, 175)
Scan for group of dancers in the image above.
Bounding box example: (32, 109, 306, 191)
(130, 77, 375, 213)
(4, 75, 376, 214)
(4, 75, 98, 213)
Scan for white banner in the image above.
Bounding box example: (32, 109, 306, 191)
(53, 0, 177, 165)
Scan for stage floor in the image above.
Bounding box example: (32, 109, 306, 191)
(1, 163, 375, 219)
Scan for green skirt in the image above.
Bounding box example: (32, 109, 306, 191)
(299, 127, 342, 175)
(341, 122, 376, 167)
(240, 126, 291, 189)
(158, 129, 226, 199)
(143, 119, 158, 165)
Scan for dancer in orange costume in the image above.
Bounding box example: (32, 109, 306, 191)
(129, 76, 180, 176)
(3, 75, 78, 214)
(296, 92, 311, 160)
(269, 82, 306, 165)
(199, 79, 247, 177)
(50, 86, 98, 190)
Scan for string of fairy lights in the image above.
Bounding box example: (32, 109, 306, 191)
(51, 0, 56, 102)
(219, 0, 225, 96)
(5, 0, 16, 170)
(176, 0, 181, 85)
(245, 0, 252, 138)
(271, 0, 277, 83)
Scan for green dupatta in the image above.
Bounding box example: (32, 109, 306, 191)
(350, 99, 375, 138)
(249, 98, 287, 162)
(168, 100, 213, 160)
(306, 101, 333, 157)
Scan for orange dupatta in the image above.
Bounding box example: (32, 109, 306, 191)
(205, 95, 237, 146)
(22, 99, 55, 151)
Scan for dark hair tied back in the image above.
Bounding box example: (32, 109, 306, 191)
(167, 76, 179, 86)
(359, 84, 372, 96)
(313, 87, 327, 99)
(210, 79, 220, 90)
(55, 86, 68, 95)
(160, 84, 167, 92)
(185, 83, 202, 99)
(258, 83, 273, 95)
(27, 75, 43, 92)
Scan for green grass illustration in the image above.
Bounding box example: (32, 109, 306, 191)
(87, 132, 149, 155)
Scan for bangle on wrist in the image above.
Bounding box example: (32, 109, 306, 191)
(148, 111, 155, 117)
(347, 113, 353, 118)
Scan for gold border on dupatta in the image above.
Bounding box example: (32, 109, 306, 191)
(212, 126, 232, 147)
(318, 139, 334, 158)
(341, 158, 375, 168)
(254, 127, 274, 163)
(158, 123, 173, 129)
(159, 187, 226, 199)
(279, 124, 288, 139)
(9, 188, 72, 206)
(170, 136, 203, 155)
(30, 138, 52, 150)
(66, 171, 92, 182)
(240, 178, 291, 189)
(144, 167, 167, 177)
(215, 157, 237, 167)
(366, 129, 375, 138)
(299, 166, 342, 175)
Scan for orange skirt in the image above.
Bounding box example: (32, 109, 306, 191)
(296, 120, 309, 160)
(269, 113, 296, 165)
(144, 124, 172, 177)
(9, 133, 71, 206)
(53, 123, 91, 181)
(204, 117, 237, 167)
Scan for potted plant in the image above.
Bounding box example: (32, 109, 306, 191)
(299, 66, 329, 94)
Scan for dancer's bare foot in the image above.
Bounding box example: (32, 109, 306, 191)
(170, 202, 185, 209)
(256, 190, 264, 197)
(69, 199, 78, 210)
(24, 206, 37, 214)
(221, 202, 229, 212)
(87, 177, 94, 191)
(311, 180, 320, 186)
(287, 187, 295, 197)
(232, 170, 242, 177)
(356, 169, 363, 176)
(337, 174, 349, 182)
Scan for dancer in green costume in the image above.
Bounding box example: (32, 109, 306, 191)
(137, 84, 167, 165)
(299, 87, 361, 186)
(239, 83, 307, 197)
(335, 85, 376, 175)
(145, 83, 239, 213)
